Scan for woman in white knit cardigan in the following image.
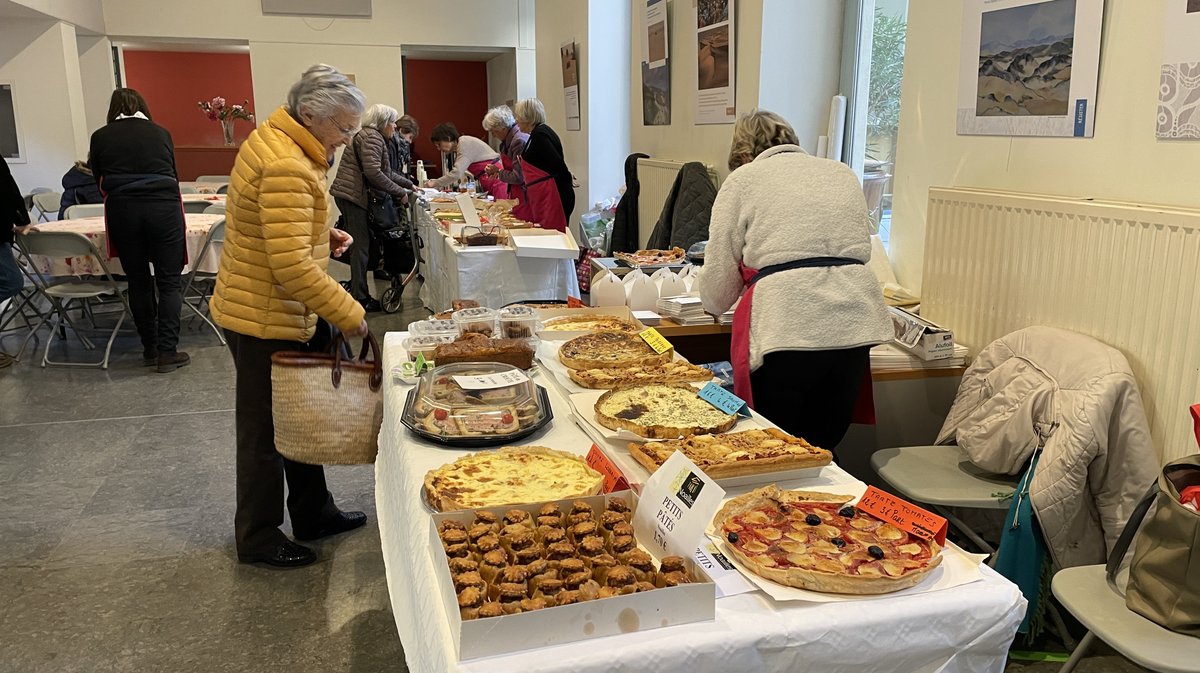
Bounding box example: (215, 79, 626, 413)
(700, 109, 891, 450)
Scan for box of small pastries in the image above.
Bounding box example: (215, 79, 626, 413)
(428, 490, 716, 660)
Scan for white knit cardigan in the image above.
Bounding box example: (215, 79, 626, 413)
(699, 144, 891, 370)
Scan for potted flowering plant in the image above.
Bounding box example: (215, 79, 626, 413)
(197, 97, 255, 146)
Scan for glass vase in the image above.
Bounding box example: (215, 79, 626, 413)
(221, 119, 235, 146)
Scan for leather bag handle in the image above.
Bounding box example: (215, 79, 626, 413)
(330, 329, 383, 392)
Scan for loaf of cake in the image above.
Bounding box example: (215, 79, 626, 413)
(434, 334, 535, 370)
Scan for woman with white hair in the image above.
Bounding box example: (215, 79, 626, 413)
(210, 64, 370, 568)
(331, 102, 415, 311)
(511, 97, 573, 231)
(481, 105, 529, 199)
(699, 109, 891, 451)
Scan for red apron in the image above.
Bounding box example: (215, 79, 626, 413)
(511, 159, 567, 232)
(467, 159, 507, 200)
(731, 261, 876, 424)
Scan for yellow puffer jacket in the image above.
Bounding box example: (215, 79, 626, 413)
(211, 107, 365, 342)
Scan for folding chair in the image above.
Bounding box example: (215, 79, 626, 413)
(181, 218, 226, 345)
(216, 183, 229, 195)
(63, 203, 105, 219)
(0, 243, 55, 354)
(182, 200, 213, 214)
(15, 230, 131, 369)
(204, 204, 225, 215)
(31, 191, 62, 222)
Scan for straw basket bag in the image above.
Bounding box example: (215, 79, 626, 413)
(270, 331, 383, 465)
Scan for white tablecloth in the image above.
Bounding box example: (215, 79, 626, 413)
(415, 208, 581, 312)
(376, 332, 1026, 673)
(27, 214, 224, 276)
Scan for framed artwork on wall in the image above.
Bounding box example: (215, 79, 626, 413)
(957, 0, 1105, 138)
(0, 82, 25, 162)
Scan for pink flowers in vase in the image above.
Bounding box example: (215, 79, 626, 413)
(197, 97, 255, 123)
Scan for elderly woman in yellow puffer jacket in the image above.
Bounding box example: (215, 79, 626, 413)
(210, 64, 370, 569)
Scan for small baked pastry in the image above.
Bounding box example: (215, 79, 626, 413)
(622, 550, 656, 583)
(570, 500, 593, 515)
(503, 509, 531, 527)
(577, 535, 606, 558)
(571, 520, 599, 541)
(540, 526, 567, 545)
(514, 546, 542, 565)
(498, 583, 528, 613)
(612, 521, 635, 539)
(458, 586, 485, 620)
(454, 571, 487, 594)
(563, 570, 592, 591)
(660, 571, 690, 587)
(559, 558, 586, 576)
(505, 531, 535, 553)
(448, 557, 479, 575)
(605, 565, 638, 596)
(600, 510, 627, 533)
(606, 497, 631, 514)
(476, 602, 504, 619)
(475, 535, 501, 555)
(444, 543, 471, 559)
(473, 510, 500, 528)
(610, 535, 636, 556)
(547, 541, 576, 563)
(498, 566, 530, 591)
(659, 555, 687, 574)
(589, 553, 617, 584)
(467, 524, 493, 544)
(536, 578, 564, 600)
(439, 519, 467, 533)
(479, 549, 508, 583)
(441, 528, 469, 548)
(539, 503, 562, 518)
(635, 581, 657, 593)
(556, 590, 581, 606)
(520, 597, 549, 613)
(537, 514, 564, 528)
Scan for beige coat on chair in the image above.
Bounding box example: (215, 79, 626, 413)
(936, 325, 1160, 569)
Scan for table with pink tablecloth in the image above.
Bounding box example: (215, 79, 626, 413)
(178, 181, 223, 194)
(27, 214, 224, 276)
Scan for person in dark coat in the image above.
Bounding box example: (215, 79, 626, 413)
(58, 160, 103, 219)
(514, 98, 575, 221)
(89, 87, 190, 373)
(611, 152, 649, 254)
(1, 157, 30, 367)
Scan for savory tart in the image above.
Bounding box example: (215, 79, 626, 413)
(615, 247, 686, 267)
(423, 446, 605, 512)
(594, 383, 737, 439)
(629, 428, 832, 478)
(542, 315, 643, 334)
(568, 360, 715, 389)
(559, 331, 672, 370)
(713, 485, 942, 594)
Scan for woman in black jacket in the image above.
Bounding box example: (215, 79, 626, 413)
(89, 88, 189, 373)
(514, 98, 575, 221)
(58, 160, 103, 219)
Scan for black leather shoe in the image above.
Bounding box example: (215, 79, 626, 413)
(237, 540, 317, 568)
(360, 298, 383, 313)
(293, 510, 368, 541)
(156, 351, 191, 373)
(142, 348, 158, 366)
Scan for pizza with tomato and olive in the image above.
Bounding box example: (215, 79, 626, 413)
(713, 485, 942, 594)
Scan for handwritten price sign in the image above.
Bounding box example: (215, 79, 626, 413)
(585, 444, 630, 493)
(856, 486, 948, 545)
(697, 382, 751, 417)
(639, 327, 674, 355)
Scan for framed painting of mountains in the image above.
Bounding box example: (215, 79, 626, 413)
(957, 0, 1104, 137)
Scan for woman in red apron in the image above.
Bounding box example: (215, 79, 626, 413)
(699, 110, 892, 451)
(482, 105, 530, 203)
(423, 122, 504, 198)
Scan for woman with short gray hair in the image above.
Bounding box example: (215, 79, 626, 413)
(331, 102, 414, 311)
(211, 63, 370, 569)
(512, 97, 573, 228)
(482, 105, 528, 198)
(700, 108, 891, 451)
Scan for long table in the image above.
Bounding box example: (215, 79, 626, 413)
(376, 332, 1026, 673)
(415, 207, 581, 311)
(27, 214, 224, 276)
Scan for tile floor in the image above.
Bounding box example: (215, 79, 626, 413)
(0, 277, 1147, 673)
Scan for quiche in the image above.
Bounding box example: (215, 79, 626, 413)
(568, 360, 714, 389)
(542, 315, 643, 334)
(594, 383, 737, 439)
(559, 332, 672, 370)
(615, 247, 686, 267)
(713, 485, 942, 594)
(629, 428, 832, 478)
(423, 446, 604, 512)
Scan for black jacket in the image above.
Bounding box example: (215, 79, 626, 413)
(88, 117, 180, 201)
(1, 158, 30, 244)
(646, 162, 717, 251)
(59, 164, 104, 219)
(611, 152, 649, 254)
(522, 123, 575, 220)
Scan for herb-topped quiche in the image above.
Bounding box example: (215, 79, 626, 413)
(558, 332, 672, 370)
(542, 315, 643, 334)
(568, 360, 715, 389)
(594, 383, 737, 439)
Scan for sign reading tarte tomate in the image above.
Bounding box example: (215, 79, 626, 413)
(568, 360, 715, 389)
(594, 383, 737, 439)
(423, 446, 605, 512)
(559, 331, 673, 370)
(713, 485, 942, 594)
(628, 428, 832, 478)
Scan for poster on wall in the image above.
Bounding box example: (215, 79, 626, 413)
(642, 0, 671, 125)
(956, 0, 1104, 137)
(1157, 0, 1200, 139)
(694, 0, 735, 125)
(0, 83, 23, 162)
(561, 41, 581, 132)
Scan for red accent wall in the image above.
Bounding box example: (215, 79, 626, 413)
(404, 60, 490, 178)
(122, 51, 256, 148)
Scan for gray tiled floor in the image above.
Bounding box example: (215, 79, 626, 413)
(0, 276, 1148, 672)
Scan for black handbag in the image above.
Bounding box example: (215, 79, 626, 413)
(353, 136, 400, 235)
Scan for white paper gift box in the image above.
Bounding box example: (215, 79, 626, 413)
(590, 271, 627, 307)
(625, 273, 659, 311)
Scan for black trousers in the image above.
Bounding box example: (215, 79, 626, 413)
(105, 198, 186, 353)
(225, 329, 337, 554)
(749, 346, 872, 451)
(334, 197, 372, 302)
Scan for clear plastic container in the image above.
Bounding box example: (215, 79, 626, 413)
(409, 319, 459, 338)
(403, 362, 550, 442)
(498, 306, 541, 341)
(403, 334, 456, 362)
(453, 307, 499, 338)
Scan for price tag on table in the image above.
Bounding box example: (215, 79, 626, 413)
(451, 369, 531, 390)
(697, 382, 752, 417)
(585, 444, 630, 493)
(633, 451, 725, 560)
(639, 327, 674, 355)
(856, 485, 949, 545)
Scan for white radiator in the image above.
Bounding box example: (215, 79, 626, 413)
(923, 187, 1200, 464)
(635, 158, 718, 248)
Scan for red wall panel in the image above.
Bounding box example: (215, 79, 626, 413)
(122, 51, 256, 148)
(403, 59, 490, 179)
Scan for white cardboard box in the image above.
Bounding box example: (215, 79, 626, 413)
(533, 306, 646, 339)
(888, 306, 956, 361)
(510, 228, 580, 259)
(429, 491, 716, 661)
